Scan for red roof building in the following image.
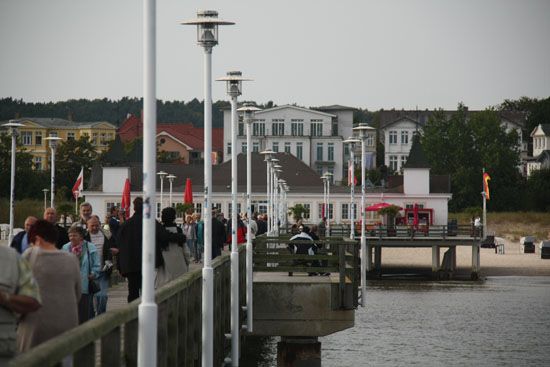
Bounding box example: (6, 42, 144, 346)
(118, 114, 224, 164)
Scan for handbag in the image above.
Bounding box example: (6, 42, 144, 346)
(86, 244, 100, 295)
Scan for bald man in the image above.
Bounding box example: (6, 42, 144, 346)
(10, 216, 37, 254)
(43, 207, 70, 249)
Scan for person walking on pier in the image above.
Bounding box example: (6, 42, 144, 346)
(43, 207, 69, 249)
(10, 216, 38, 254)
(17, 220, 80, 354)
(76, 202, 93, 230)
(156, 208, 190, 288)
(182, 214, 198, 262)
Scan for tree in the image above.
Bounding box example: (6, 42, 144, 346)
(421, 105, 524, 211)
(288, 204, 309, 222)
(526, 168, 550, 211)
(55, 137, 99, 200)
(377, 205, 401, 227)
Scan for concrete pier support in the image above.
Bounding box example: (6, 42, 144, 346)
(431, 245, 440, 272)
(471, 244, 480, 280)
(374, 246, 382, 273)
(366, 244, 373, 272)
(451, 246, 457, 271)
(277, 337, 321, 367)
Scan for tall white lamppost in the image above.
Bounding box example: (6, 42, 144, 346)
(260, 150, 274, 233)
(3, 121, 24, 244)
(45, 136, 62, 209)
(353, 123, 375, 307)
(238, 103, 261, 334)
(324, 172, 333, 236)
(167, 174, 176, 207)
(182, 11, 234, 367)
(157, 171, 167, 213)
(321, 174, 328, 236)
(272, 163, 281, 234)
(343, 137, 360, 239)
(218, 71, 251, 366)
(139, 0, 159, 366)
(278, 179, 286, 230)
(42, 188, 49, 212)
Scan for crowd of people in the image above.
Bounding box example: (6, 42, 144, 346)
(1, 199, 270, 361)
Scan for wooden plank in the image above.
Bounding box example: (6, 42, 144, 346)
(157, 302, 168, 367)
(101, 326, 121, 367)
(177, 290, 187, 367)
(166, 295, 179, 367)
(124, 319, 138, 367)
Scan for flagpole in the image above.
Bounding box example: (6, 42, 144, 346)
(482, 168, 487, 240)
(75, 191, 78, 215)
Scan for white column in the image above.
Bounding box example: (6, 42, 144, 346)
(229, 95, 239, 366)
(138, 0, 158, 366)
(50, 147, 55, 208)
(246, 122, 253, 332)
(266, 160, 271, 233)
(202, 48, 214, 367)
(360, 138, 367, 307)
(327, 179, 331, 236)
(350, 149, 355, 240)
(8, 130, 16, 244)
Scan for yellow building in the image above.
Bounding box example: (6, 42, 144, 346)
(2, 117, 116, 170)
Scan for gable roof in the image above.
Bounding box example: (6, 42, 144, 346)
(314, 105, 356, 111)
(535, 150, 550, 163)
(255, 104, 336, 118)
(403, 134, 430, 169)
(6, 117, 116, 130)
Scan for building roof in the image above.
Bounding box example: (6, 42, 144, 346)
(403, 134, 430, 169)
(540, 124, 550, 136)
(5, 117, 116, 129)
(118, 114, 223, 151)
(314, 105, 356, 111)
(535, 150, 550, 163)
(255, 105, 336, 118)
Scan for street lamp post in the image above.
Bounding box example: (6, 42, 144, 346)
(43, 189, 49, 212)
(238, 103, 261, 334)
(45, 136, 62, 209)
(182, 11, 234, 367)
(3, 121, 24, 245)
(167, 174, 176, 207)
(343, 138, 360, 240)
(321, 174, 328, 236)
(157, 171, 167, 214)
(353, 124, 375, 307)
(324, 172, 333, 236)
(272, 163, 281, 234)
(260, 150, 274, 233)
(278, 179, 286, 230)
(217, 71, 252, 366)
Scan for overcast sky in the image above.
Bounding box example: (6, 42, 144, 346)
(1, 0, 549, 110)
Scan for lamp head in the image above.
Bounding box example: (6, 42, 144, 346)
(157, 171, 168, 178)
(217, 71, 252, 97)
(181, 10, 235, 50)
(167, 174, 176, 182)
(352, 123, 375, 139)
(343, 137, 361, 145)
(237, 102, 261, 124)
(45, 136, 62, 149)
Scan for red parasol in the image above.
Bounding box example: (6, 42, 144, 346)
(121, 178, 131, 219)
(184, 178, 193, 204)
(365, 202, 402, 212)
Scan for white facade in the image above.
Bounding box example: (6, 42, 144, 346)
(223, 105, 354, 184)
(531, 124, 550, 158)
(382, 118, 420, 172)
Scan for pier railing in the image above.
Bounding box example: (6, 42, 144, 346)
(253, 236, 360, 309)
(9, 246, 246, 367)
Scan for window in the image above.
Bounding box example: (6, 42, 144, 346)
(241, 142, 247, 153)
(284, 142, 291, 153)
(344, 144, 349, 156)
(401, 131, 409, 145)
(389, 155, 398, 171)
(227, 142, 231, 155)
(212, 203, 222, 211)
(366, 134, 374, 147)
(100, 133, 107, 145)
(253, 122, 265, 136)
(342, 203, 349, 220)
(328, 168, 334, 184)
(332, 124, 338, 136)
(272, 142, 279, 152)
(238, 123, 244, 136)
(316, 143, 323, 161)
(389, 130, 398, 144)
(296, 142, 303, 160)
(316, 166, 323, 176)
(303, 204, 310, 220)
(311, 122, 322, 136)
(67, 132, 75, 141)
(22, 131, 32, 145)
(291, 120, 304, 136)
(328, 143, 334, 161)
(92, 133, 98, 146)
(272, 122, 284, 136)
(195, 203, 202, 216)
(33, 157, 42, 170)
(228, 203, 242, 215)
(49, 131, 58, 137)
(318, 203, 333, 219)
(35, 132, 42, 146)
(252, 142, 259, 152)
(106, 202, 121, 215)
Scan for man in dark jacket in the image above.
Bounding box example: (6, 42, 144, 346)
(211, 211, 226, 259)
(10, 216, 37, 254)
(117, 197, 185, 303)
(256, 213, 267, 236)
(43, 207, 69, 249)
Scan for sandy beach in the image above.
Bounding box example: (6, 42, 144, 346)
(379, 238, 550, 277)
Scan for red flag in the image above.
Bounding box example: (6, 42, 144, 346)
(483, 172, 491, 200)
(184, 178, 193, 204)
(121, 178, 131, 219)
(72, 168, 83, 200)
(347, 160, 358, 186)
